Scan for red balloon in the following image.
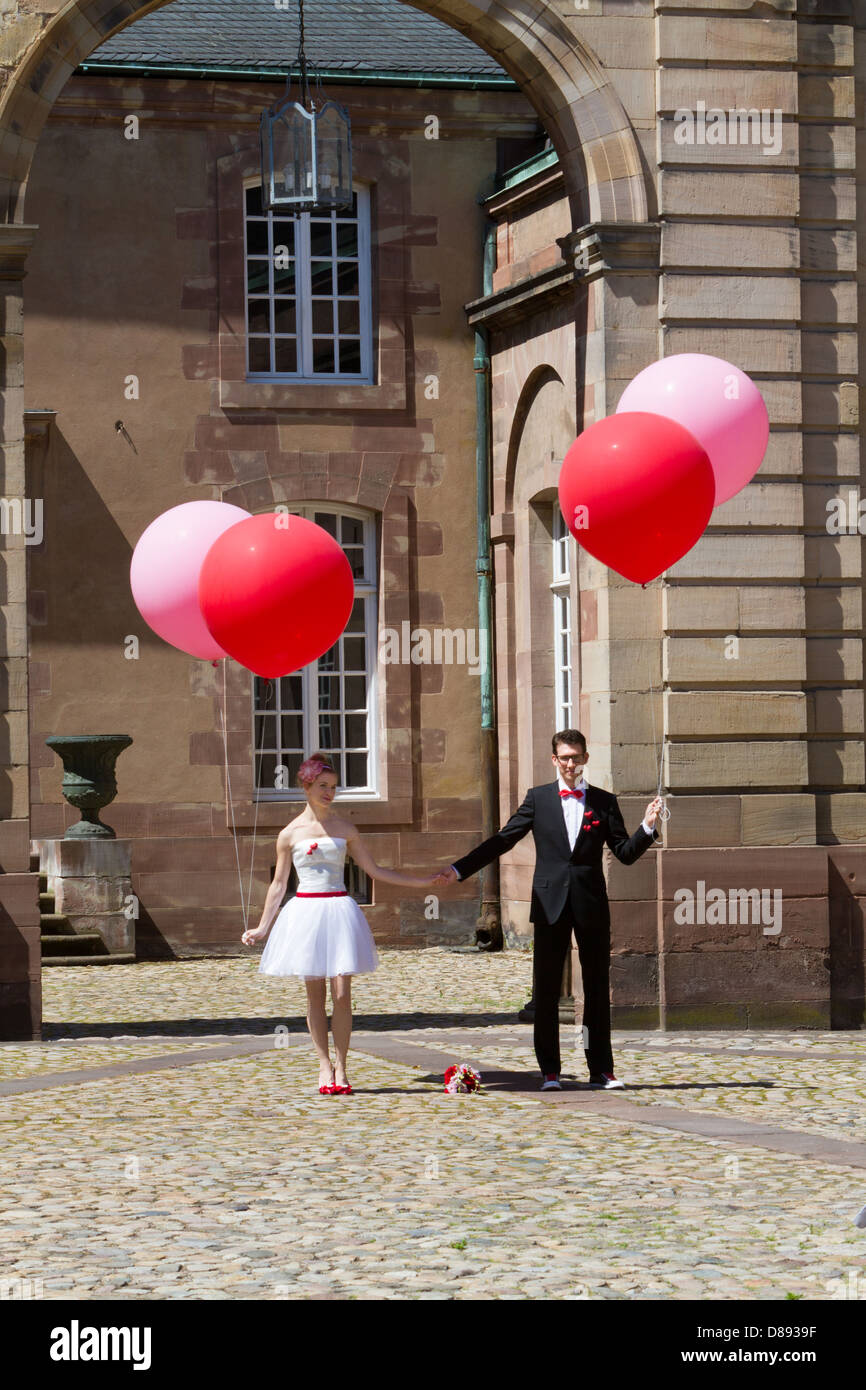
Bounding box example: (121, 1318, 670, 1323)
(198, 513, 355, 677)
(557, 412, 715, 585)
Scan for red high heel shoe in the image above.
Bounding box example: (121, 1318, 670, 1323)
(318, 1069, 337, 1095)
(332, 1081, 353, 1095)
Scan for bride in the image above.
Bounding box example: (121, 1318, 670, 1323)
(241, 752, 438, 1095)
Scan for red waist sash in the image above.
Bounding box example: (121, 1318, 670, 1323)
(295, 890, 348, 898)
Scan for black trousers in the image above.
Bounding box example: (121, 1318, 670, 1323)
(533, 901, 613, 1078)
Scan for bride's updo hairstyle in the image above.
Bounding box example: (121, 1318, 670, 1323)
(296, 752, 337, 789)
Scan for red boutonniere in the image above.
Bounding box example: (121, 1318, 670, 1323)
(306, 841, 318, 855)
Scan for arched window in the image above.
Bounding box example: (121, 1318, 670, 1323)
(252, 506, 379, 797)
(243, 183, 373, 383)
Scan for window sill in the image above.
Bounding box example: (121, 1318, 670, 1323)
(218, 373, 406, 412)
(228, 797, 412, 827)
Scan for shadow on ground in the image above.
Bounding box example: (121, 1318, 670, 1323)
(40, 1011, 524, 1039)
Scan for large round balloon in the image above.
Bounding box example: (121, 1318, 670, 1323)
(198, 512, 355, 677)
(558, 412, 715, 586)
(130, 501, 251, 659)
(616, 353, 768, 506)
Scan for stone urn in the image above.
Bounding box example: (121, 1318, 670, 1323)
(45, 735, 133, 839)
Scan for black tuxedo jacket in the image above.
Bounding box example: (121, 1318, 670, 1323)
(452, 781, 660, 929)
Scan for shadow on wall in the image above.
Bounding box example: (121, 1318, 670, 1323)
(27, 423, 160, 655)
(828, 856, 865, 1029)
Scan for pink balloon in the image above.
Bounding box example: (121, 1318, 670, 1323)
(616, 353, 769, 505)
(131, 501, 251, 659)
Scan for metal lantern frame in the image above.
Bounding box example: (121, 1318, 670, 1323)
(260, 0, 353, 212)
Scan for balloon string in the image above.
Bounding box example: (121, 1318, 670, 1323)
(648, 660, 671, 824)
(219, 659, 249, 931)
(246, 678, 274, 926)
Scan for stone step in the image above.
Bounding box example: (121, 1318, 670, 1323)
(29, 852, 40, 872)
(40, 913, 76, 935)
(39, 873, 48, 892)
(42, 954, 136, 967)
(39, 892, 55, 911)
(41, 932, 108, 956)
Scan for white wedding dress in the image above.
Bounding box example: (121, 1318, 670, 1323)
(258, 836, 379, 979)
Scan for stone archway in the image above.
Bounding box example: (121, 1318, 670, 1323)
(0, 0, 652, 1040)
(0, 0, 646, 226)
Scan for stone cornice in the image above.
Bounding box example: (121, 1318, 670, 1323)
(465, 220, 661, 330)
(0, 225, 38, 279)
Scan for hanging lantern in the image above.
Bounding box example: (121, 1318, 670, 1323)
(260, 0, 353, 212)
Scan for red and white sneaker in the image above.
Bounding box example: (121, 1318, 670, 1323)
(588, 1072, 624, 1090)
(540, 1073, 562, 1091)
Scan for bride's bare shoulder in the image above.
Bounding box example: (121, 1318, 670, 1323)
(279, 816, 310, 848)
(330, 816, 357, 839)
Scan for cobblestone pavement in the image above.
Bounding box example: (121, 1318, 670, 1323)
(1, 950, 864, 1301)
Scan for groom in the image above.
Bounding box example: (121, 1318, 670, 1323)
(435, 730, 662, 1091)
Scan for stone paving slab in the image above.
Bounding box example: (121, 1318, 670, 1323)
(0, 950, 862, 1301)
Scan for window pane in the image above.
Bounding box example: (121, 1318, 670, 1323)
(310, 261, 333, 294)
(273, 220, 296, 255)
(345, 596, 365, 631)
(273, 261, 296, 294)
(248, 337, 271, 373)
(248, 299, 271, 334)
(246, 220, 269, 256)
(247, 259, 269, 294)
(343, 545, 365, 578)
(317, 714, 341, 748)
(256, 753, 277, 789)
(312, 301, 334, 335)
(343, 636, 365, 671)
(254, 714, 277, 748)
(319, 642, 339, 670)
(339, 340, 361, 374)
(327, 751, 344, 784)
(274, 339, 297, 373)
(314, 512, 337, 537)
(273, 299, 296, 334)
(310, 221, 333, 257)
(344, 675, 367, 709)
(318, 675, 340, 709)
(312, 339, 335, 374)
(280, 713, 303, 747)
(336, 262, 359, 295)
(341, 517, 364, 547)
(246, 185, 264, 216)
(338, 300, 360, 334)
(345, 713, 367, 748)
(281, 752, 303, 788)
(346, 752, 367, 787)
(336, 223, 358, 258)
(279, 674, 302, 709)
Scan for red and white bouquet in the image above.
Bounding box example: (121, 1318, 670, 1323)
(443, 1063, 483, 1095)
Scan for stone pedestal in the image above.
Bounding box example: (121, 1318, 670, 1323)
(33, 838, 134, 956)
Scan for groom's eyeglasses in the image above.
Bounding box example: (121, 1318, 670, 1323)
(555, 754, 585, 764)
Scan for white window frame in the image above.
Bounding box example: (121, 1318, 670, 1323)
(252, 503, 380, 800)
(243, 182, 374, 385)
(551, 503, 573, 729)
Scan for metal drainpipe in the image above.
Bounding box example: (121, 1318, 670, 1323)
(473, 219, 502, 951)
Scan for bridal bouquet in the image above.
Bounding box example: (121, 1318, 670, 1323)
(443, 1063, 483, 1095)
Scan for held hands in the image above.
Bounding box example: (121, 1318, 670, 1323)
(432, 865, 458, 886)
(644, 796, 664, 829)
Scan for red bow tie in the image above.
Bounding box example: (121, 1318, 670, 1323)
(559, 788, 584, 800)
